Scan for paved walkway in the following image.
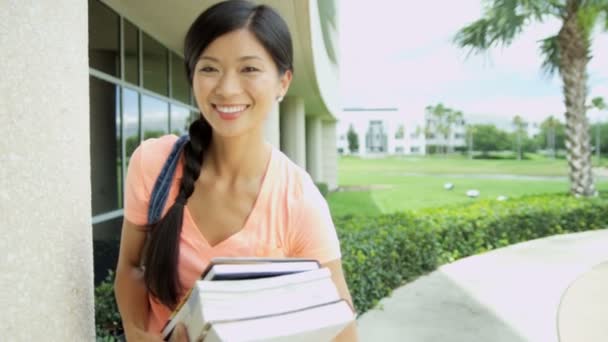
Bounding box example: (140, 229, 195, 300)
(356, 229, 608, 342)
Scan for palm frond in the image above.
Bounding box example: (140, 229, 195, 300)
(454, 0, 556, 54)
(539, 35, 560, 76)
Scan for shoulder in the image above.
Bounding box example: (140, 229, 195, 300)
(270, 148, 325, 215)
(129, 134, 180, 186)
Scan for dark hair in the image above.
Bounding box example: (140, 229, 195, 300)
(143, 0, 294, 308)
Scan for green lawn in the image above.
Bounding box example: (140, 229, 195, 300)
(328, 155, 608, 217)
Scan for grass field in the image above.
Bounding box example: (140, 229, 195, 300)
(327, 155, 608, 217)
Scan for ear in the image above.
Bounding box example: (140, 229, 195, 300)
(278, 69, 293, 98)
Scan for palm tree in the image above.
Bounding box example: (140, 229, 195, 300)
(543, 115, 561, 158)
(446, 110, 464, 153)
(425, 104, 448, 154)
(454, 0, 608, 196)
(589, 96, 606, 161)
(512, 115, 527, 160)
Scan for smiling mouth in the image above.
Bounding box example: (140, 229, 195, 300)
(212, 104, 251, 120)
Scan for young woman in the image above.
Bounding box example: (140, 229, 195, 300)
(114, 1, 358, 341)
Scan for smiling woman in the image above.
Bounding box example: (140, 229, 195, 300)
(112, 1, 358, 341)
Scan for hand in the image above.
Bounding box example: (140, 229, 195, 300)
(168, 323, 189, 342)
(124, 327, 164, 342)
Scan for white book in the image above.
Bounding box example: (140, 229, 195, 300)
(161, 259, 354, 341)
(205, 300, 355, 342)
(201, 258, 320, 281)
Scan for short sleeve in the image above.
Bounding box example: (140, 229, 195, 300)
(124, 144, 150, 228)
(288, 178, 342, 264)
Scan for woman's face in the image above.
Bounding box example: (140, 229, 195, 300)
(192, 29, 292, 138)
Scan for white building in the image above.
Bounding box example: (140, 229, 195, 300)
(337, 107, 470, 156)
(424, 114, 467, 153)
(337, 108, 427, 156)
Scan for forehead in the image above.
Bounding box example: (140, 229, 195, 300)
(200, 29, 272, 63)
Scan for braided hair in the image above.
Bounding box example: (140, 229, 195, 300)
(142, 0, 293, 308)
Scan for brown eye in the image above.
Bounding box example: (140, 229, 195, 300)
(242, 66, 259, 73)
(199, 66, 217, 73)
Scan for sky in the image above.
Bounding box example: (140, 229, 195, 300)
(339, 0, 608, 130)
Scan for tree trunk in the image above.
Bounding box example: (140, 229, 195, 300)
(558, 1, 596, 196)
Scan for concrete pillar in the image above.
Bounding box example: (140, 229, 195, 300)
(0, 1, 94, 340)
(322, 120, 339, 190)
(306, 116, 323, 183)
(279, 96, 306, 168)
(263, 101, 280, 150)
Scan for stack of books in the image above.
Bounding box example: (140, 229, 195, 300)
(161, 257, 355, 342)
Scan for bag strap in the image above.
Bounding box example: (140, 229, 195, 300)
(147, 134, 190, 225)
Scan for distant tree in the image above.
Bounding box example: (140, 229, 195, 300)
(473, 124, 511, 156)
(395, 125, 405, 139)
(538, 116, 566, 158)
(347, 124, 359, 153)
(589, 96, 606, 160)
(466, 124, 477, 159)
(512, 115, 527, 160)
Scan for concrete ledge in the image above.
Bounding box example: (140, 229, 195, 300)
(557, 261, 608, 342)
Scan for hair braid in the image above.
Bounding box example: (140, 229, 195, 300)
(143, 116, 212, 308)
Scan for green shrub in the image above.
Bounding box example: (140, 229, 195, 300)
(95, 194, 608, 336)
(95, 270, 123, 342)
(315, 182, 329, 198)
(335, 194, 608, 315)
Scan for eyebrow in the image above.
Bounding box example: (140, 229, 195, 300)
(199, 55, 262, 62)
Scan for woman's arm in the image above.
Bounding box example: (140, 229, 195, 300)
(322, 259, 360, 342)
(114, 219, 163, 341)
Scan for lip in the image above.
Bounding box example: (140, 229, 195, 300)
(212, 104, 250, 121)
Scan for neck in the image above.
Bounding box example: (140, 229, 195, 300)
(204, 130, 271, 182)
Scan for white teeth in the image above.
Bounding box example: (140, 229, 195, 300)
(215, 105, 247, 113)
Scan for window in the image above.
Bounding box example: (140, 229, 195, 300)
(142, 95, 169, 139)
(143, 33, 168, 96)
(411, 146, 420, 153)
(171, 53, 190, 103)
(170, 104, 191, 136)
(93, 217, 122, 285)
(124, 19, 139, 85)
(89, 76, 121, 215)
(123, 88, 140, 163)
(88, 0, 120, 77)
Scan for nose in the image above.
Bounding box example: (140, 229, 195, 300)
(214, 70, 242, 98)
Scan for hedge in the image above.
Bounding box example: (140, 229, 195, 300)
(337, 194, 608, 313)
(95, 193, 608, 339)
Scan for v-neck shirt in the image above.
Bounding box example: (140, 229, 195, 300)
(124, 134, 342, 333)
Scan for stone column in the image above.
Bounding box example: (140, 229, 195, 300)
(0, 1, 94, 340)
(279, 96, 306, 168)
(306, 116, 323, 183)
(322, 120, 339, 190)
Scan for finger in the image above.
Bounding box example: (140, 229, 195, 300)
(173, 323, 189, 342)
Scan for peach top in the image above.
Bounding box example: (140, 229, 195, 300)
(124, 135, 342, 333)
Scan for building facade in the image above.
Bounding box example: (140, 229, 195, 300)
(2, 1, 341, 339)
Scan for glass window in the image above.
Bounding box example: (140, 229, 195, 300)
(143, 33, 168, 96)
(89, 76, 121, 216)
(124, 19, 139, 85)
(123, 88, 140, 164)
(88, 0, 120, 77)
(142, 95, 169, 139)
(171, 53, 190, 104)
(93, 217, 122, 285)
(170, 104, 191, 136)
